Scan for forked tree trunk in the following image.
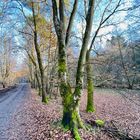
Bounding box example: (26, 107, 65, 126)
(58, 41, 84, 139)
(61, 84, 83, 126)
(86, 50, 95, 112)
(61, 83, 84, 140)
(51, 0, 95, 139)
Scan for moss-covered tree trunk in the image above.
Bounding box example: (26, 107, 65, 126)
(32, 2, 47, 103)
(57, 37, 84, 139)
(73, 0, 95, 114)
(86, 50, 95, 112)
(61, 83, 84, 140)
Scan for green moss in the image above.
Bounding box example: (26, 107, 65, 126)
(87, 78, 93, 91)
(52, 119, 81, 140)
(86, 107, 95, 113)
(63, 125, 70, 132)
(95, 119, 105, 127)
(58, 60, 66, 73)
(62, 109, 83, 140)
(86, 95, 95, 113)
(86, 78, 95, 113)
(58, 44, 67, 73)
(64, 95, 72, 108)
(42, 96, 49, 104)
(73, 127, 81, 140)
(74, 86, 82, 99)
(61, 83, 73, 107)
(59, 82, 82, 140)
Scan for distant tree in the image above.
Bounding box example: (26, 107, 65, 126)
(0, 34, 13, 88)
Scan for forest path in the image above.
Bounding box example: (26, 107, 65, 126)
(0, 84, 31, 139)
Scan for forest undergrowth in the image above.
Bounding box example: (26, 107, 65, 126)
(8, 88, 140, 140)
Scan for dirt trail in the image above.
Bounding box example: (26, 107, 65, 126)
(0, 84, 31, 139)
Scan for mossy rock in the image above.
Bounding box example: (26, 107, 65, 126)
(95, 119, 105, 127)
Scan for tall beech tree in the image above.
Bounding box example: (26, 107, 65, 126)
(85, 0, 124, 112)
(31, 1, 47, 103)
(51, 0, 95, 139)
